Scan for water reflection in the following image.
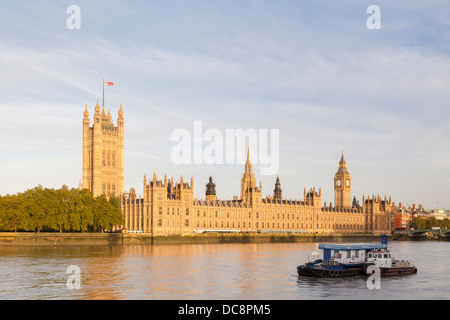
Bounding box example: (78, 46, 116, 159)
(0, 241, 448, 299)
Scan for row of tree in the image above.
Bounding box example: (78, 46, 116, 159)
(0, 186, 123, 233)
(411, 216, 450, 230)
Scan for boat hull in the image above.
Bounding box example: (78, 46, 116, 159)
(297, 265, 363, 278)
(366, 266, 417, 276)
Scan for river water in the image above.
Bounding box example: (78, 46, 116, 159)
(0, 240, 448, 300)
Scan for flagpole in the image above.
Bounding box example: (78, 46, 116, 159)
(102, 76, 105, 107)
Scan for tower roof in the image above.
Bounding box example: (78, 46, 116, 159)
(83, 104, 89, 118)
(118, 103, 124, 117)
(339, 150, 346, 165)
(336, 151, 349, 175)
(246, 146, 250, 164)
(95, 99, 100, 114)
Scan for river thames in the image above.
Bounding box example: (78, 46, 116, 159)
(0, 240, 448, 300)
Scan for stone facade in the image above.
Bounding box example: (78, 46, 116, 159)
(121, 151, 392, 236)
(82, 104, 392, 235)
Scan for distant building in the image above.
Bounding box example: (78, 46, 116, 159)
(428, 209, 447, 220)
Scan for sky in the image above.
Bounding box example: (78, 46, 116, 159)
(1, 0, 449, 209)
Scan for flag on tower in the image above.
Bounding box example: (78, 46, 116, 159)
(102, 77, 115, 107)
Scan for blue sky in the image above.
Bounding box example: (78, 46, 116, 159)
(1, 0, 450, 209)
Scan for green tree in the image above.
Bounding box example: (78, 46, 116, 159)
(21, 186, 49, 232)
(48, 186, 71, 233)
(67, 188, 94, 232)
(0, 194, 28, 232)
(0, 185, 123, 233)
(92, 195, 123, 232)
(425, 217, 438, 229)
(411, 217, 426, 230)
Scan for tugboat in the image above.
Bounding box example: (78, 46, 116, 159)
(297, 243, 388, 278)
(364, 249, 417, 276)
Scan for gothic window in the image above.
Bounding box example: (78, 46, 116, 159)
(102, 183, 105, 194)
(88, 151, 92, 168)
(107, 151, 111, 167)
(102, 150, 106, 166)
(112, 152, 116, 167)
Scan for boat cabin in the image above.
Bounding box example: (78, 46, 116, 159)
(318, 243, 388, 265)
(366, 250, 392, 267)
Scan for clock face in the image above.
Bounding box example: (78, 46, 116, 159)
(346, 179, 350, 187)
(336, 180, 341, 187)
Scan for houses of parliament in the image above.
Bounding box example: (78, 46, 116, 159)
(82, 102, 392, 236)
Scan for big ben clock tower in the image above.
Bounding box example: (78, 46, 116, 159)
(334, 151, 351, 208)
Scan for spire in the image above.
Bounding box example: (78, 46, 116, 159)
(246, 146, 250, 164)
(83, 104, 89, 118)
(339, 150, 347, 166)
(95, 98, 100, 114)
(118, 103, 124, 118)
(107, 107, 112, 121)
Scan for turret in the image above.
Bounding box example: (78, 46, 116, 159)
(205, 176, 217, 201)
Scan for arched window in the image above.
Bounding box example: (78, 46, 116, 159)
(107, 151, 111, 167)
(102, 150, 106, 166)
(112, 152, 116, 167)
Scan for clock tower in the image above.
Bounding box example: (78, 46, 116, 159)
(334, 151, 351, 209)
